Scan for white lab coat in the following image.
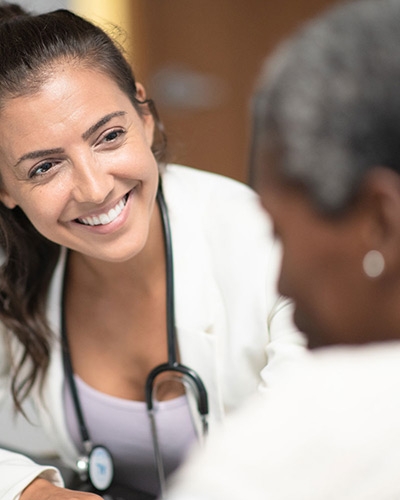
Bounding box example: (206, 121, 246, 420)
(0, 165, 306, 499)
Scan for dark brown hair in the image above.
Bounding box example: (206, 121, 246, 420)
(0, 2, 167, 412)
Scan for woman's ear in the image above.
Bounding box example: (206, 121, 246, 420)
(135, 82, 155, 146)
(136, 82, 147, 101)
(0, 189, 17, 209)
(359, 166, 400, 274)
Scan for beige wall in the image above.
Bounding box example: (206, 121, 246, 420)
(128, 0, 343, 182)
(69, 0, 134, 55)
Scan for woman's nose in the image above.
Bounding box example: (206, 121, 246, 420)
(72, 157, 113, 204)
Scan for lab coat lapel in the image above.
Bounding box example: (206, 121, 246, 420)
(162, 172, 225, 429)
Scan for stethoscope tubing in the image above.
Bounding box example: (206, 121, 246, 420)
(147, 180, 209, 497)
(61, 178, 209, 495)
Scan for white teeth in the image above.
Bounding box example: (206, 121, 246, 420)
(78, 197, 127, 226)
(99, 213, 109, 224)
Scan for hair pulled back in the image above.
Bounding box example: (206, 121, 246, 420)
(0, 2, 167, 412)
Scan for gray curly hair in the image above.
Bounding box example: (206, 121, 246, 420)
(251, 0, 400, 213)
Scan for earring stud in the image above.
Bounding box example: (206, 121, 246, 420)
(362, 250, 385, 278)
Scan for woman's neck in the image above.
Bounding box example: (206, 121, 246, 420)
(67, 202, 166, 296)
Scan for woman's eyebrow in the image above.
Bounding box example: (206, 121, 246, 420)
(13, 111, 128, 168)
(14, 148, 64, 168)
(81, 110, 127, 141)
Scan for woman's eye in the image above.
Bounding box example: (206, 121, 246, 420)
(101, 129, 124, 144)
(29, 161, 55, 178)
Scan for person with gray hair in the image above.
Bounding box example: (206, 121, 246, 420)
(164, 0, 400, 498)
(251, 0, 400, 213)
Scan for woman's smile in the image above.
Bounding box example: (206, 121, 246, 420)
(0, 64, 159, 262)
(71, 188, 136, 237)
(76, 191, 131, 226)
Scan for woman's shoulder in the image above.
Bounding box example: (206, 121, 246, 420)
(161, 163, 273, 254)
(162, 164, 258, 203)
(161, 164, 266, 227)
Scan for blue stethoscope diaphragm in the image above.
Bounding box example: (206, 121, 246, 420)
(88, 445, 114, 491)
(76, 444, 114, 491)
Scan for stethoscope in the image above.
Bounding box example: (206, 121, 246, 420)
(61, 179, 209, 496)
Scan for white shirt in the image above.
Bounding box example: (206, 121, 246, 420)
(165, 341, 400, 500)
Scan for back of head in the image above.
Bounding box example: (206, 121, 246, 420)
(252, 0, 400, 213)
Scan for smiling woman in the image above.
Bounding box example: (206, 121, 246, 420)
(0, 3, 306, 500)
(0, 67, 158, 262)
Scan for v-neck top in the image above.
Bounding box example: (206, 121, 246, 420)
(63, 374, 197, 496)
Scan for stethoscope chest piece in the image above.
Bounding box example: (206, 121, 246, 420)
(80, 445, 114, 491)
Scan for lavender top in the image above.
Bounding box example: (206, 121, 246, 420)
(64, 375, 197, 496)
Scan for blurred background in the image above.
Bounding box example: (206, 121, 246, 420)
(3, 0, 342, 458)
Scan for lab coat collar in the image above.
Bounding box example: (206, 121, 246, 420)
(161, 170, 224, 426)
